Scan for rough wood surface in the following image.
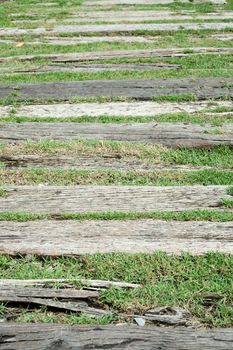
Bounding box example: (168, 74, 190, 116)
(211, 33, 233, 41)
(1, 154, 230, 171)
(0, 22, 232, 36)
(0, 101, 231, 118)
(12, 12, 233, 24)
(68, 10, 233, 19)
(0, 122, 232, 147)
(0, 220, 232, 256)
(0, 288, 99, 299)
(0, 279, 140, 289)
(85, 0, 226, 5)
(0, 290, 108, 316)
(0, 185, 230, 213)
(0, 323, 233, 350)
(1, 48, 232, 63)
(1, 62, 181, 75)
(143, 307, 191, 326)
(0, 36, 155, 45)
(0, 78, 233, 101)
(49, 22, 233, 34)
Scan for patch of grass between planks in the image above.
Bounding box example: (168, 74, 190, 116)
(0, 168, 232, 186)
(0, 252, 233, 327)
(0, 210, 232, 222)
(1, 112, 233, 126)
(222, 186, 233, 208)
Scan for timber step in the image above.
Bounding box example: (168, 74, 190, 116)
(0, 122, 232, 148)
(1, 48, 233, 63)
(1, 78, 233, 101)
(84, 0, 226, 5)
(0, 62, 182, 75)
(0, 220, 233, 256)
(1, 155, 231, 171)
(1, 22, 232, 36)
(0, 185, 230, 213)
(0, 323, 233, 350)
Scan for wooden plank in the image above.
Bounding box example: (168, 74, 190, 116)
(0, 279, 140, 289)
(0, 101, 231, 118)
(0, 295, 108, 316)
(1, 62, 181, 75)
(0, 36, 154, 45)
(0, 323, 233, 350)
(1, 154, 230, 171)
(84, 0, 226, 5)
(0, 22, 232, 36)
(0, 185, 230, 213)
(50, 22, 233, 33)
(0, 78, 233, 101)
(1, 48, 232, 63)
(211, 33, 233, 41)
(0, 122, 232, 147)
(0, 288, 99, 299)
(68, 10, 233, 19)
(0, 220, 232, 256)
(12, 13, 233, 24)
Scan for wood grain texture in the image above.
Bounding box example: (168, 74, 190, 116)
(0, 185, 230, 213)
(1, 101, 231, 118)
(1, 48, 232, 63)
(0, 323, 233, 350)
(0, 122, 232, 147)
(0, 21, 231, 36)
(0, 288, 99, 299)
(0, 220, 232, 256)
(0, 279, 140, 289)
(1, 62, 181, 75)
(0, 294, 108, 316)
(84, 0, 226, 4)
(0, 36, 155, 45)
(12, 12, 233, 24)
(0, 78, 233, 102)
(67, 10, 233, 19)
(1, 154, 230, 171)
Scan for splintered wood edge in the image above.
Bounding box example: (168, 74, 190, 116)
(0, 278, 141, 289)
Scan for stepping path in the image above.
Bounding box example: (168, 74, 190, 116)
(1, 220, 233, 256)
(1, 0, 233, 335)
(0, 185, 230, 213)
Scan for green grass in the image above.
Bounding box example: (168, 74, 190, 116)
(0, 168, 232, 186)
(0, 187, 8, 197)
(15, 311, 115, 325)
(1, 252, 233, 326)
(222, 186, 233, 208)
(1, 112, 233, 125)
(0, 209, 232, 222)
